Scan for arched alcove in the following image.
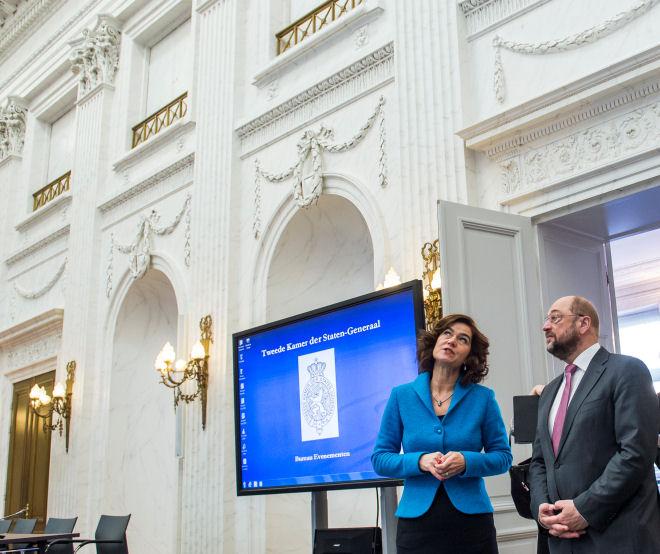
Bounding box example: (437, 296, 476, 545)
(267, 194, 375, 320)
(264, 193, 377, 553)
(104, 269, 179, 554)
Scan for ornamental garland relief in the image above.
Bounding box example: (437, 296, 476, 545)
(492, 0, 660, 103)
(105, 194, 191, 298)
(499, 101, 660, 196)
(252, 95, 388, 238)
(13, 258, 67, 299)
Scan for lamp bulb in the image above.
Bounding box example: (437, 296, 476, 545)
(52, 382, 66, 399)
(191, 340, 206, 360)
(40, 393, 51, 405)
(161, 342, 176, 364)
(154, 353, 166, 372)
(175, 359, 186, 372)
(29, 384, 42, 400)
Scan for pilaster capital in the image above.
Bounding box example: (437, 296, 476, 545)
(69, 14, 122, 99)
(0, 95, 28, 161)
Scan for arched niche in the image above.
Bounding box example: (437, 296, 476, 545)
(267, 193, 375, 321)
(104, 269, 179, 554)
(264, 193, 377, 553)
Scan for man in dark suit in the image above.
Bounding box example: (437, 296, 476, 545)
(529, 295, 660, 553)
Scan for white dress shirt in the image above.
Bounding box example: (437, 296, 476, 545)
(548, 342, 602, 435)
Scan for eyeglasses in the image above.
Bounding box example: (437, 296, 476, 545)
(543, 313, 584, 325)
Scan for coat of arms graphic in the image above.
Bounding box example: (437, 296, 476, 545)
(302, 358, 336, 435)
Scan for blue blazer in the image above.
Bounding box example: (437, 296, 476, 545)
(371, 372, 512, 518)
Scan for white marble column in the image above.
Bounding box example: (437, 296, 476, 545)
(392, 1, 468, 273)
(46, 15, 121, 533)
(0, 98, 27, 320)
(182, 1, 250, 553)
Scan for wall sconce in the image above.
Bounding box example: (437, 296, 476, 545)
(29, 360, 75, 452)
(375, 267, 402, 290)
(421, 239, 443, 330)
(155, 315, 212, 430)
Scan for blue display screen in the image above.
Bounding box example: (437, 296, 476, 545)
(233, 282, 423, 494)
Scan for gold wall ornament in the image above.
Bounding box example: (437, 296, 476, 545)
(155, 315, 212, 430)
(29, 360, 75, 452)
(276, 0, 364, 54)
(421, 240, 443, 330)
(33, 170, 71, 211)
(132, 92, 188, 148)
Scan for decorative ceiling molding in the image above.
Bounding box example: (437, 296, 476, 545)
(0, 0, 66, 63)
(3, 329, 62, 372)
(459, 0, 552, 40)
(236, 42, 394, 157)
(497, 97, 660, 202)
(0, 0, 101, 94)
(5, 223, 70, 266)
(100, 153, 195, 215)
(484, 79, 660, 161)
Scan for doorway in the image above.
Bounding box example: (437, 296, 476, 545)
(609, 227, 660, 393)
(4, 371, 55, 532)
(540, 184, 660, 385)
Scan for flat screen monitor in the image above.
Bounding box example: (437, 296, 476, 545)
(233, 280, 425, 495)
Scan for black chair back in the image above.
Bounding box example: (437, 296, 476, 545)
(0, 519, 10, 533)
(44, 517, 78, 554)
(6, 518, 37, 550)
(11, 518, 36, 534)
(95, 515, 130, 554)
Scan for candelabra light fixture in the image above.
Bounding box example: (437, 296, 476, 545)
(155, 315, 212, 430)
(421, 239, 443, 330)
(29, 361, 75, 452)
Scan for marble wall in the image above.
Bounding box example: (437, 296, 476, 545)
(1, 1, 660, 553)
(105, 269, 179, 554)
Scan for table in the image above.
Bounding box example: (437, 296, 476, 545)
(0, 532, 80, 553)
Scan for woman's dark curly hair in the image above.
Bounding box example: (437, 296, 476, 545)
(417, 314, 490, 384)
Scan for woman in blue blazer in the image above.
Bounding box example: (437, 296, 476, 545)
(372, 314, 512, 553)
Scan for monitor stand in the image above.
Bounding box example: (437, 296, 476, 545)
(379, 486, 397, 554)
(310, 488, 398, 554)
(311, 490, 328, 532)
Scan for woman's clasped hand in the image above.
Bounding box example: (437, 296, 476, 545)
(418, 451, 466, 480)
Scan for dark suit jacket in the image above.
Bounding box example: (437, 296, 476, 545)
(529, 347, 660, 554)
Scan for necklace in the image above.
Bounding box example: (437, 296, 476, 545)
(433, 392, 453, 407)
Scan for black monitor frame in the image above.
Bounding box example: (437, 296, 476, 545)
(232, 279, 425, 496)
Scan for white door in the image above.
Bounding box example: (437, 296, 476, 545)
(437, 200, 547, 550)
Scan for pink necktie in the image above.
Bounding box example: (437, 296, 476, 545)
(552, 364, 578, 455)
